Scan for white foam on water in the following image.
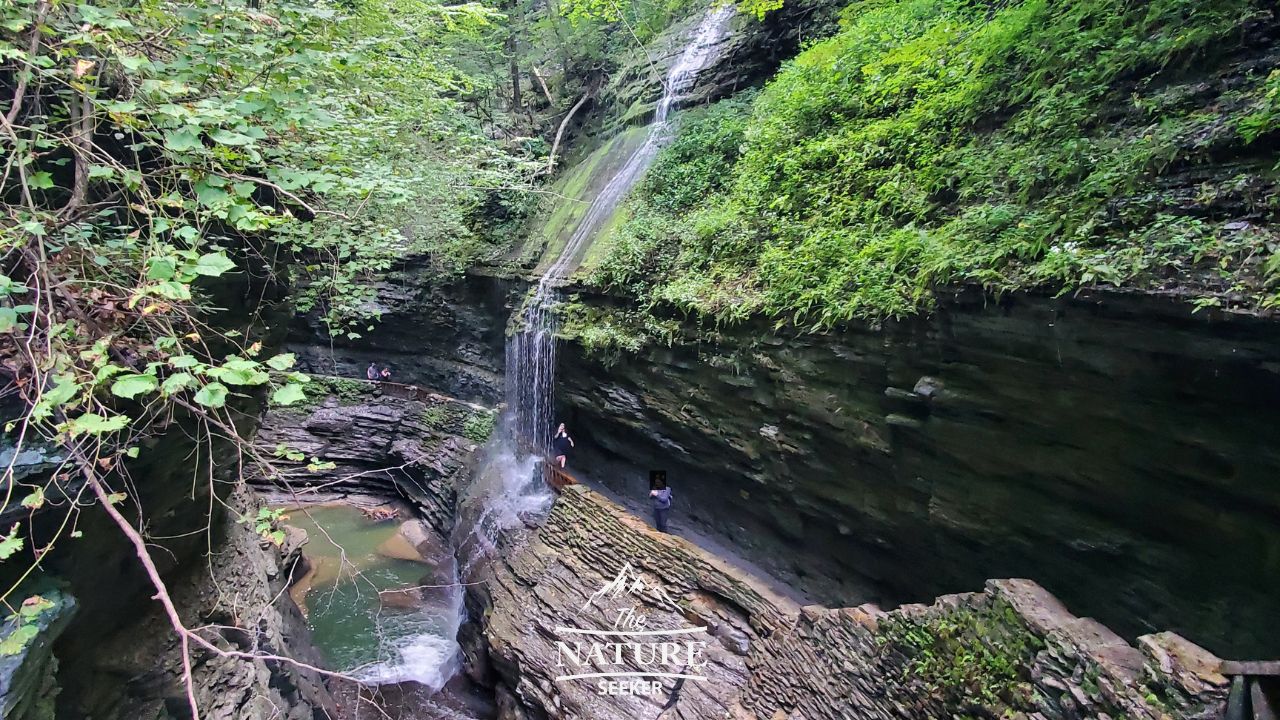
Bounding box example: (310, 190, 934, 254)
(354, 630, 461, 691)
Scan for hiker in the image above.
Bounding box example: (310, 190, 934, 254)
(380, 367, 392, 380)
(649, 476, 672, 533)
(366, 362, 379, 381)
(552, 423, 574, 468)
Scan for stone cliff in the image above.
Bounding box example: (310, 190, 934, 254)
(556, 287, 1280, 659)
(56, 489, 336, 720)
(253, 378, 497, 534)
(462, 484, 1229, 720)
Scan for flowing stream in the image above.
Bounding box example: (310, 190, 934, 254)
(278, 504, 464, 691)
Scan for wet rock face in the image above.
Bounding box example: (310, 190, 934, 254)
(556, 289, 1280, 658)
(254, 385, 492, 534)
(288, 274, 512, 405)
(55, 491, 336, 720)
(463, 485, 1227, 720)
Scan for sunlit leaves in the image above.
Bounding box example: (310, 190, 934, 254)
(0, 527, 23, 561)
(161, 372, 196, 395)
(271, 383, 307, 406)
(67, 413, 130, 435)
(110, 374, 159, 399)
(164, 128, 203, 152)
(192, 252, 236, 277)
(193, 382, 229, 408)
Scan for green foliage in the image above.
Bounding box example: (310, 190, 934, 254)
(307, 376, 374, 405)
(556, 301, 679, 365)
(0, 595, 55, 657)
(421, 405, 450, 430)
(590, 0, 1279, 327)
(592, 96, 764, 319)
(0, 0, 540, 638)
(246, 507, 288, 547)
(462, 410, 497, 442)
(878, 601, 1042, 710)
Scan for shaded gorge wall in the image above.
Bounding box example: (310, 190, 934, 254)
(554, 288, 1280, 659)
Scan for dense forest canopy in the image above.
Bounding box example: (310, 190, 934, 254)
(0, 0, 718, 671)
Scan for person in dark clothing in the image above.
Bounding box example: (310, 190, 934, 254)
(380, 367, 392, 380)
(366, 362, 379, 381)
(552, 423, 574, 468)
(650, 477, 672, 533)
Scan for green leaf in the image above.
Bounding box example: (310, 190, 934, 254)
(68, 413, 130, 435)
(161, 372, 195, 395)
(0, 624, 38, 656)
(164, 128, 203, 152)
(146, 257, 176, 281)
(209, 128, 255, 146)
(0, 308, 18, 333)
(209, 358, 269, 386)
(28, 172, 54, 189)
(169, 355, 199, 369)
(265, 353, 296, 371)
(271, 383, 307, 406)
(150, 281, 191, 301)
(18, 596, 53, 620)
(192, 253, 236, 277)
(0, 525, 23, 560)
(20, 488, 44, 510)
(193, 382, 228, 408)
(0, 275, 29, 296)
(34, 375, 79, 417)
(110, 374, 158, 400)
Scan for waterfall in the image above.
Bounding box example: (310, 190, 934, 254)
(508, 3, 736, 451)
(455, 2, 735, 574)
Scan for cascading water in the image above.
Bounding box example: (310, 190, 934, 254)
(454, 0, 735, 622)
(507, 3, 736, 450)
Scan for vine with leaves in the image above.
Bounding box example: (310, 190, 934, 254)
(0, 0, 541, 714)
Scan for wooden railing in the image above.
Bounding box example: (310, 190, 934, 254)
(1221, 661, 1279, 719)
(543, 462, 578, 492)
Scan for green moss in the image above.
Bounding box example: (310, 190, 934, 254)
(462, 410, 497, 442)
(584, 0, 1279, 325)
(421, 405, 450, 430)
(878, 599, 1043, 710)
(556, 300, 680, 366)
(300, 376, 374, 407)
(518, 125, 652, 272)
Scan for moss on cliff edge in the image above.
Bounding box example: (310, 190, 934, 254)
(590, 0, 1280, 326)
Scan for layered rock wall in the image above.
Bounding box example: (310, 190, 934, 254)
(556, 289, 1280, 658)
(56, 490, 336, 720)
(253, 380, 494, 534)
(464, 485, 1229, 720)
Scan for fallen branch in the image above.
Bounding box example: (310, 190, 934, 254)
(545, 86, 596, 175)
(76, 452, 367, 720)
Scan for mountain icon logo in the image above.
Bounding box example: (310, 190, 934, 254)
(579, 562, 681, 615)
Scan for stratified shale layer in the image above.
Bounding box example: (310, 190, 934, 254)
(557, 288, 1280, 658)
(463, 484, 1228, 720)
(253, 380, 494, 534)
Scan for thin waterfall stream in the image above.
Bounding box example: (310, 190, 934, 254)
(442, 2, 735, 699)
(507, 4, 736, 452)
(452, 3, 735, 573)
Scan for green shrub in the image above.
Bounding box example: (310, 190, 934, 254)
(462, 410, 497, 443)
(589, 0, 1278, 326)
